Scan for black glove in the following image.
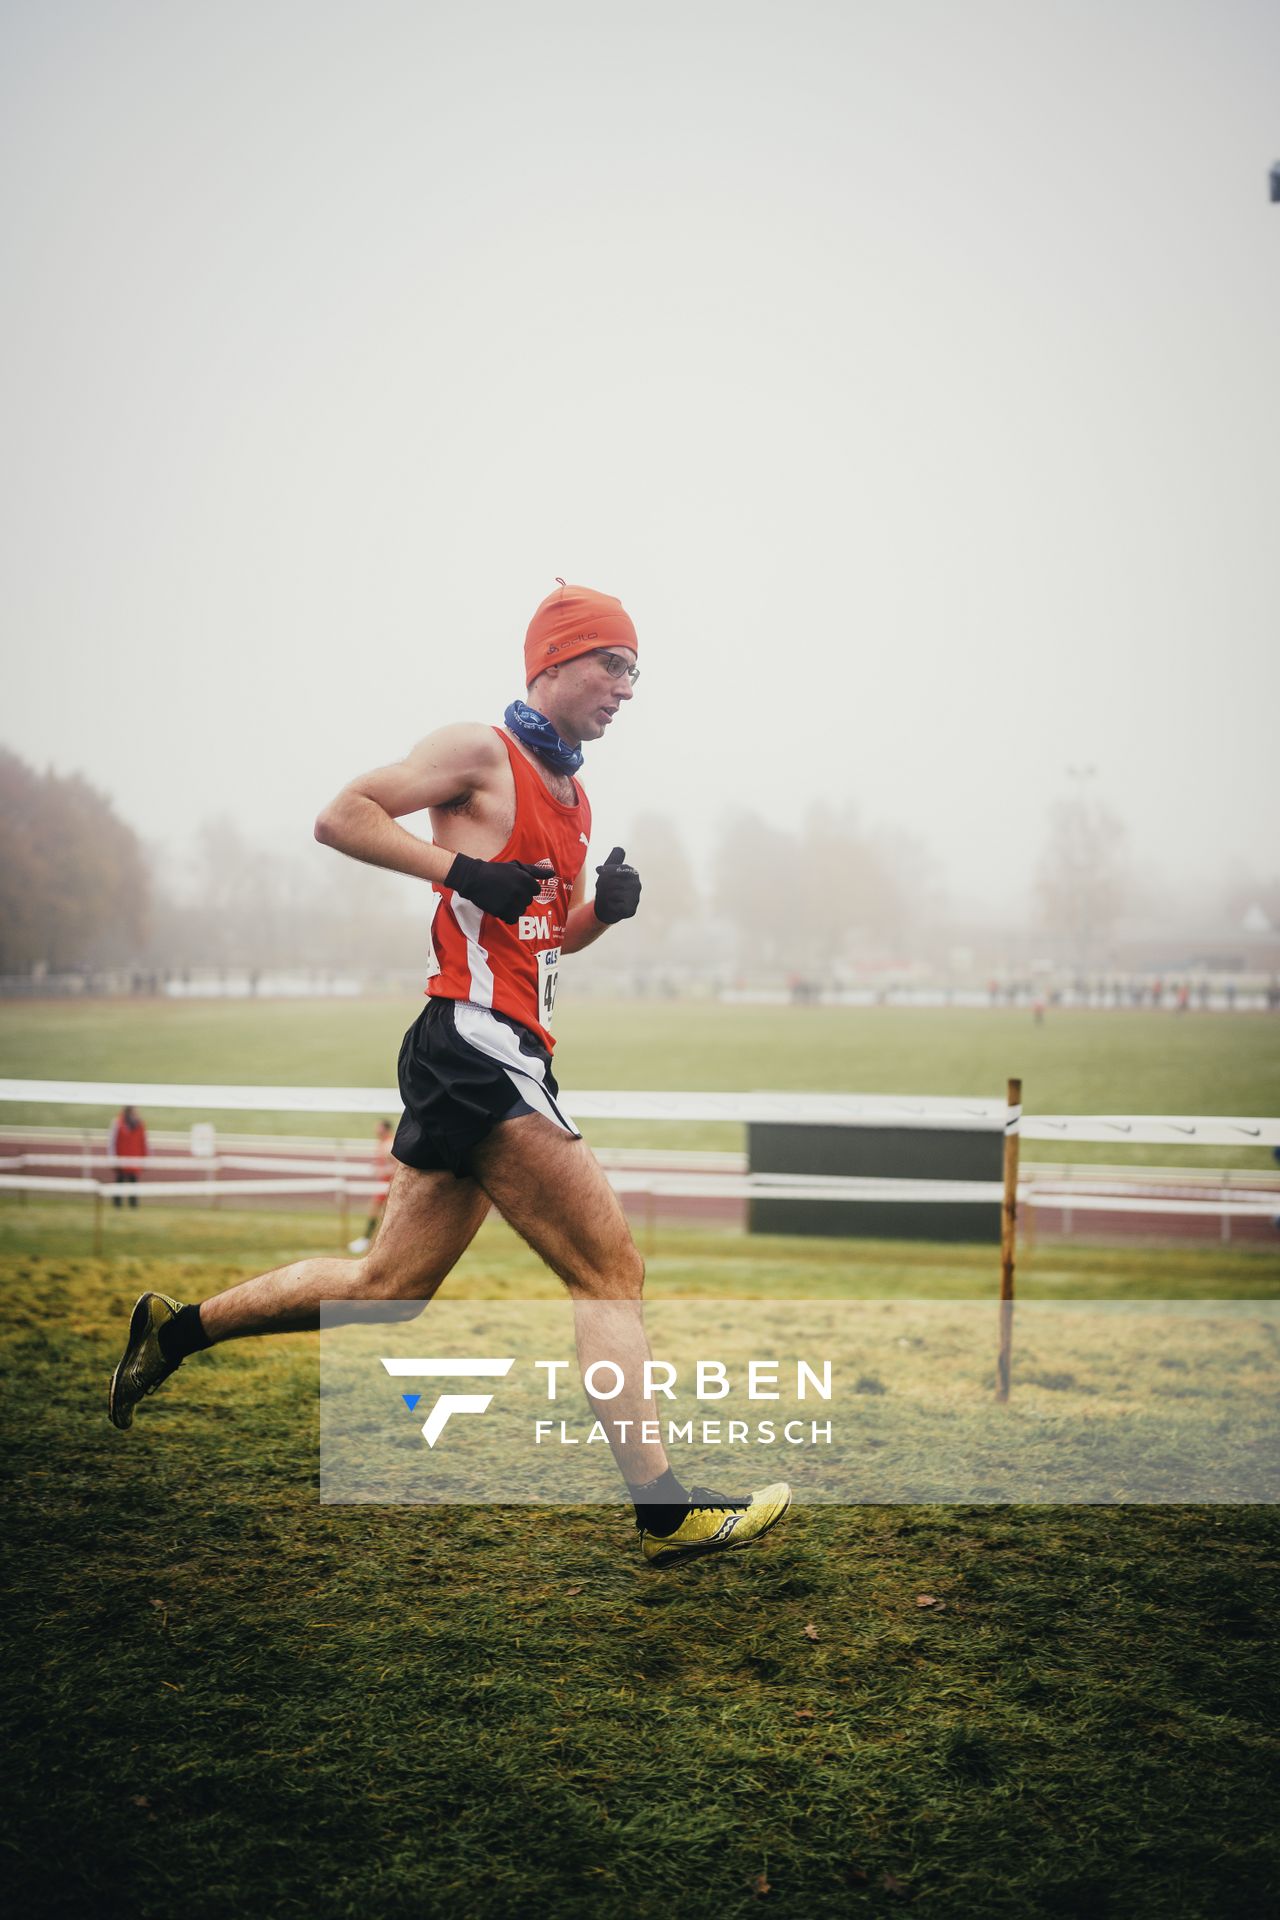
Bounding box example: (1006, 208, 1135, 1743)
(593, 846, 641, 924)
(445, 853, 552, 924)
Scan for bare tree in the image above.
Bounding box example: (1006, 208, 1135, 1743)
(616, 811, 700, 968)
(796, 803, 914, 971)
(0, 747, 148, 971)
(1035, 775, 1128, 969)
(711, 804, 934, 977)
(713, 811, 801, 970)
(149, 818, 427, 974)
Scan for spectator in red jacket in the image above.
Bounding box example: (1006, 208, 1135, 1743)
(108, 1106, 148, 1208)
(348, 1119, 395, 1253)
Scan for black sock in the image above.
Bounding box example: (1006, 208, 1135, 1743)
(630, 1467, 690, 1537)
(158, 1304, 212, 1365)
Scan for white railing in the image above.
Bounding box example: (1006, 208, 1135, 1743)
(2, 1083, 1275, 1238)
(2, 1164, 1277, 1219)
(2, 1078, 1279, 1147)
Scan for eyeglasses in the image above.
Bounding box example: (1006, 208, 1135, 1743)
(595, 651, 640, 685)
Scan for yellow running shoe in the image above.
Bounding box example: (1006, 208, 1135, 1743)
(108, 1292, 184, 1431)
(638, 1482, 793, 1566)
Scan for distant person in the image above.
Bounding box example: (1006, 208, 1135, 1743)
(108, 1105, 147, 1208)
(108, 582, 790, 1568)
(348, 1120, 396, 1254)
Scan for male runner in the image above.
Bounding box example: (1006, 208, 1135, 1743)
(109, 581, 790, 1566)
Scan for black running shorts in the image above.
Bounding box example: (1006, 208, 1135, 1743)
(392, 997, 581, 1179)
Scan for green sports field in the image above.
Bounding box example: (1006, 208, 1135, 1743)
(2, 1002, 1278, 1916)
(2, 997, 1278, 1167)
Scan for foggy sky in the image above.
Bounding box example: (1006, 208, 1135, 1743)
(3, 0, 1277, 914)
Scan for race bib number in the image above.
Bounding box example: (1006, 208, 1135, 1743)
(536, 947, 561, 1030)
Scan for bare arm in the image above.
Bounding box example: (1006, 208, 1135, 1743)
(562, 860, 611, 954)
(314, 724, 505, 885)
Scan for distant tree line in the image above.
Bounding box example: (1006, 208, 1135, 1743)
(0, 748, 149, 971)
(1, 746, 941, 984)
(151, 815, 426, 974)
(711, 806, 938, 975)
(4, 742, 1270, 984)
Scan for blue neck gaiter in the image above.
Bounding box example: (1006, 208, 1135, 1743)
(503, 700, 584, 776)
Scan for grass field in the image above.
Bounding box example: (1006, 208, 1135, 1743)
(2, 997, 1278, 1167)
(4, 1002, 1278, 1913)
(2, 1194, 1278, 1917)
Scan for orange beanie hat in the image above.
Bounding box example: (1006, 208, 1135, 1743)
(524, 580, 638, 685)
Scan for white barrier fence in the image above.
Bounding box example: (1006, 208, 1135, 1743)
(2, 1164, 1277, 1220)
(3, 1078, 1280, 1147)
(2, 1152, 1277, 1238)
(1, 1083, 1276, 1240)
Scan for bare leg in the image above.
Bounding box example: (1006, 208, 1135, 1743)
(198, 1164, 492, 1342)
(469, 1114, 669, 1488)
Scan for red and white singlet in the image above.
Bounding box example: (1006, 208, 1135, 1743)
(424, 729, 592, 1050)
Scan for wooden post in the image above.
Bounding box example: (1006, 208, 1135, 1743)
(996, 1076, 1021, 1403)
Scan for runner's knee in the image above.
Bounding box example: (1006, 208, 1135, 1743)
(565, 1241, 645, 1301)
(354, 1251, 440, 1309)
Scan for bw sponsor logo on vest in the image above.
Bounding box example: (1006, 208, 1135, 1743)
(518, 860, 558, 938)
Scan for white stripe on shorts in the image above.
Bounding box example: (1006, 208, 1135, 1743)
(452, 1001, 580, 1138)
